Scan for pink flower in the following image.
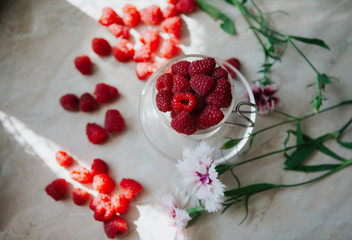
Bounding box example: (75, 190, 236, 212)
(250, 84, 280, 114)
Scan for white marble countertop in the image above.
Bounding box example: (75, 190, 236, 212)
(1, 0, 352, 239)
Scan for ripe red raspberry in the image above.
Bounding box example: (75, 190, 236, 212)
(170, 109, 178, 118)
(72, 188, 90, 205)
(111, 194, 129, 215)
(171, 60, 190, 78)
(135, 62, 154, 80)
(139, 28, 160, 52)
(56, 151, 74, 167)
(90, 194, 115, 221)
(91, 158, 109, 176)
(60, 94, 79, 112)
(92, 38, 112, 56)
(74, 55, 92, 75)
(79, 93, 99, 112)
(108, 24, 130, 39)
(104, 215, 128, 238)
(172, 74, 191, 94)
(205, 89, 232, 108)
(171, 111, 197, 135)
(90, 193, 111, 211)
(140, 5, 163, 25)
(197, 105, 224, 129)
(104, 109, 125, 133)
(122, 4, 140, 27)
(133, 45, 152, 62)
(194, 93, 206, 111)
(70, 166, 93, 184)
(120, 178, 143, 200)
(94, 83, 119, 104)
(162, 4, 178, 19)
(159, 38, 180, 58)
(211, 66, 229, 79)
(172, 92, 196, 112)
(190, 74, 215, 96)
(156, 72, 173, 93)
(99, 7, 124, 26)
(86, 123, 108, 144)
(189, 57, 216, 76)
(156, 90, 173, 112)
(113, 39, 135, 62)
(168, 0, 179, 4)
(176, 0, 197, 13)
(225, 57, 241, 79)
(93, 174, 116, 194)
(45, 178, 67, 201)
(161, 16, 182, 39)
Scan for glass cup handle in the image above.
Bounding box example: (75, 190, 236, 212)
(224, 101, 258, 128)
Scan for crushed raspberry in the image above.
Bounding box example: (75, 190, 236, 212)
(172, 74, 191, 94)
(140, 5, 163, 25)
(74, 55, 92, 75)
(197, 105, 224, 129)
(108, 24, 130, 39)
(60, 94, 79, 112)
(133, 45, 152, 62)
(171, 60, 190, 78)
(225, 57, 241, 79)
(156, 90, 173, 112)
(159, 38, 180, 58)
(120, 178, 143, 200)
(90, 193, 110, 211)
(171, 111, 197, 135)
(113, 39, 135, 62)
(86, 123, 108, 144)
(92, 38, 111, 56)
(56, 151, 74, 167)
(111, 194, 129, 215)
(176, 0, 197, 13)
(99, 7, 124, 26)
(211, 66, 229, 79)
(93, 174, 116, 194)
(91, 158, 109, 176)
(70, 166, 93, 184)
(104, 215, 128, 238)
(104, 109, 125, 133)
(122, 4, 140, 27)
(72, 188, 90, 206)
(194, 93, 206, 111)
(162, 4, 178, 19)
(45, 178, 68, 201)
(79, 93, 99, 112)
(172, 92, 196, 112)
(190, 74, 215, 96)
(90, 194, 115, 221)
(188, 57, 216, 76)
(139, 28, 160, 52)
(94, 83, 119, 104)
(153, 60, 167, 71)
(161, 16, 182, 39)
(135, 62, 154, 80)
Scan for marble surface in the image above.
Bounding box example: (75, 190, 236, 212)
(1, 0, 352, 239)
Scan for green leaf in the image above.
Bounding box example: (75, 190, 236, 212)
(215, 163, 233, 175)
(239, 195, 250, 225)
(224, 183, 277, 197)
(195, 0, 236, 35)
(186, 206, 205, 228)
(306, 82, 316, 88)
(221, 138, 242, 149)
(318, 73, 332, 84)
(284, 164, 340, 172)
(284, 143, 317, 169)
(313, 94, 322, 113)
(289, 35, 331, 50)
(337, 140, 352, 149)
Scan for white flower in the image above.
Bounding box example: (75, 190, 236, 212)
(176, 141, 226, 212)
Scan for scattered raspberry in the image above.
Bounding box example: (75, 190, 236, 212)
(74, 55, 92, 75)
(45, 178, 68, 201)
(133, 45, 152, 62)
(188, 57, 216, 76)
(156, 90, 173, 112)
(176, 0, 197, 13)
(90, 194, 115, 221)
(122, 4, 140, 27)
(70, 166, 94, 184)
(156, 72, 173, 93)
(55, 151, 74, 167)
(79, 93, 99, 112)
(135, 62, 154, 80)
(104, 215, 128, 238)
(86, 123, 108, 144)
(171, 111, 197, 135)
(90, 193, 110, 211)
(171, 60, 190, 78)
(162, 4, 178, 19)
(159, 38, 180, 58)
(211, 66, 228, 79)
(99, 7, 124, 26)
(189, 74, 215, 96)
(92, 38, 111, 56)
(111, 194, 129, 215)
(161, 16, 182, 39)
(104, 109, 125, 133)
(113, 39, 135, 62)
(120, 178, 143, 200)
(168, 0, 179, 4)
(153, 60, 167, 71)
(139, 28, 160, 52)
(91, 158, 109, 176)
(72, 188, 90, 206)
(93, 174, 116, 194)
(197, 105, 224, 129)
(108, 24, 130, 39)
(194, 93, 206, 111)
(140, 5, 163, 25)
(172, 92, 196, 112)
(60, 94, 79, 112)
(225, 57, 241, 79)
(94, 83, 119, 104)
(172, 74, 191, 94)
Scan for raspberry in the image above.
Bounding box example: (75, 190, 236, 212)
(156, 72, 173, 93)
(111, 194, 129, 215)
(90, 193, 110, 211)
(113, 39, 135, 62)
(161, 16, 182, 39)
(139, 28, 160, 52)
(156, 90, 173, 112)
(133, 45, 152, 62)
(171, 60, 190, 78)
(79, 93, 99, 112)
(122, 4, 140, 27)
(205, 89, 232, 108)
(92, 38, 111, 56)
(91, 158, 109, 176)
(135, 62, 154, 80)
(176, 0, 197, 13)
(170, 109, 178, 118)
(90, 194, 115, 221)
(197, 105, 224, 129)
(104, 109, 125, 133)
(60, 94, 79, 112)
(55, 151, 74, 167)
(188, 57, 216, 76)
(108, 24, 130, 39)
(86, 123, 108, 144)
(74, 55, 92, 75)
(140, 5, 163, 25)
(171, 111, 197, 135)
(99, 7, 123, 26)
(159, 38, 180, 58)
(120, 178, 143, 200)
(153, 60, 167, 71)
(162, 4, 178, 19)
(168, 0, 179, 4)
(211, 66, 228, 79)
(70, 166, 93, 184)
(172, 74, 191, 94)
(104, 215, 128, 238)
(93, 174, 116, 194)
(225, 57, 241, 79)
(94, 83, 119, 104)
(172, 92, 196, 112)
(45, 178, 67, 201)
(194, 93, 206, 111)
(72, 188, 90, 206)
(189, 74, 215, 96)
